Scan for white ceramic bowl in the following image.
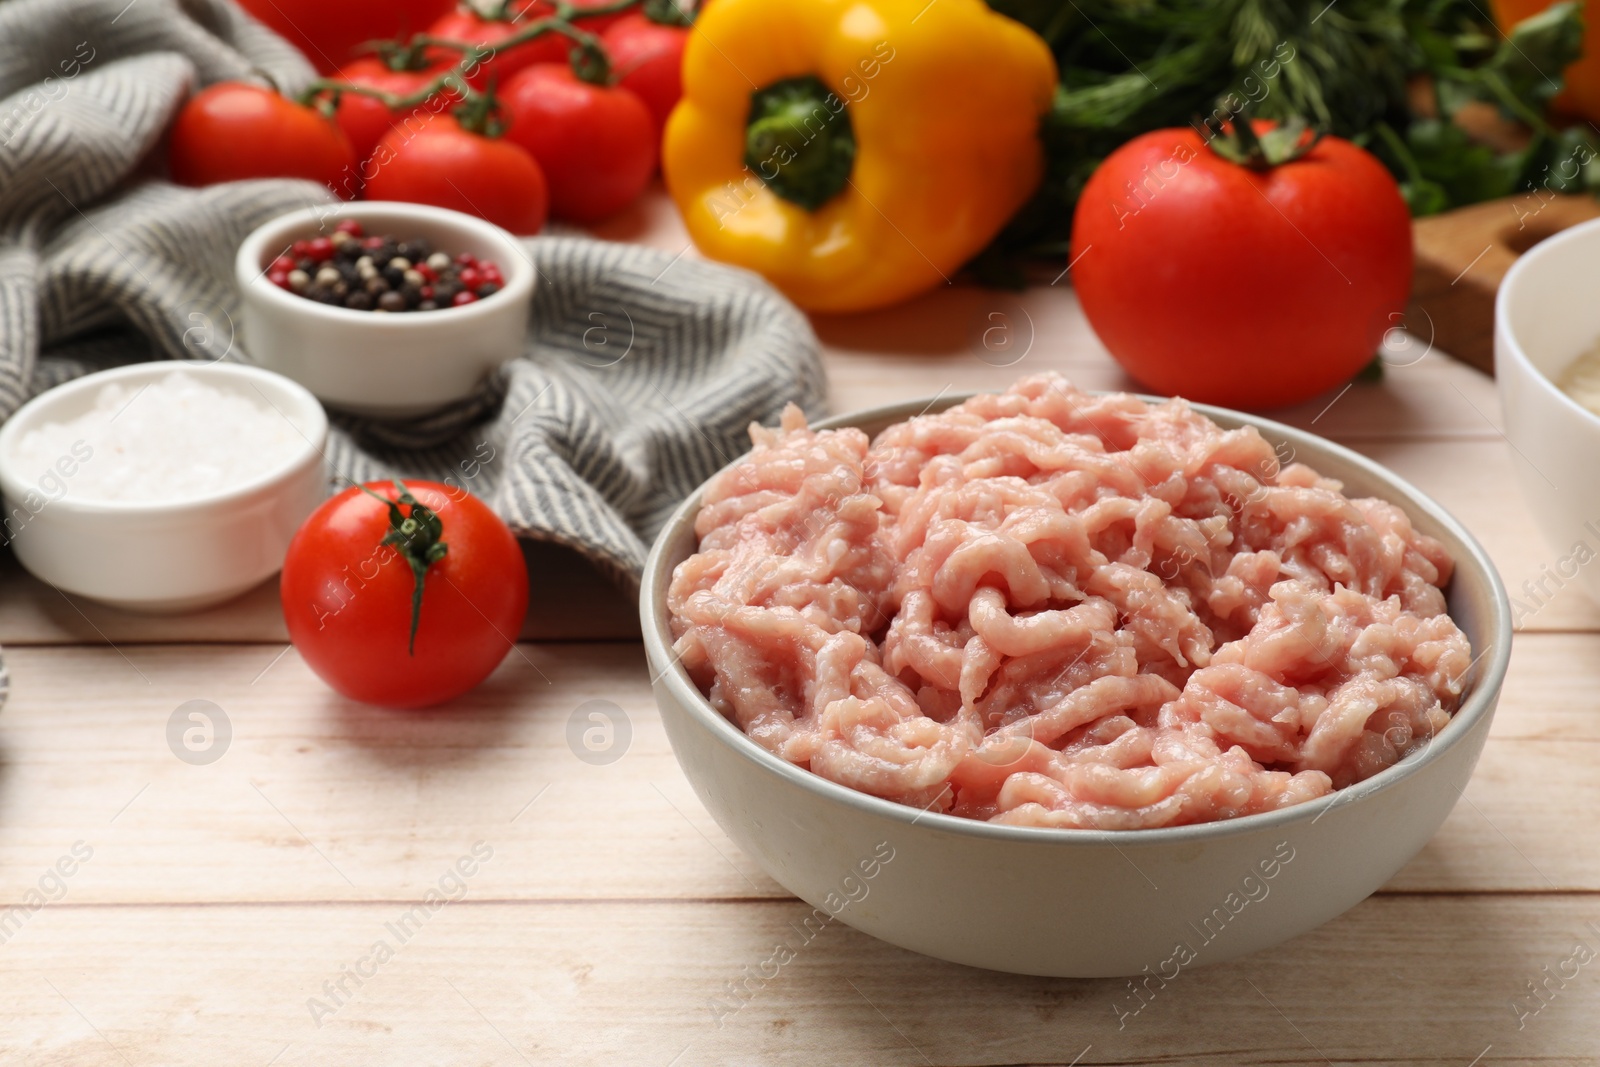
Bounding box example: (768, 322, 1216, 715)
(0, 361, 327, 613)
(641, 395, 1511, 977)
(236, 201, 534, 416)
(1497, 216, 1600, 606)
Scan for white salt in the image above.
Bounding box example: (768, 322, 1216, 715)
(13, 371, 306, 503)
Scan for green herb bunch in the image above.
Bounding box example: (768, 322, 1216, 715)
(984, 0, 1600, 265)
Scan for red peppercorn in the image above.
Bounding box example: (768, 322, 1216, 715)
(335, 219, 364, 237)
(305, 236, 335, 261)
(416, 263, 437, 282)
(420, 285, 434, 299)
(270, 255, 296, 274)
(268, 270, 290, 288)
(291, 239, 311, 257)
(363, 235, 385, 250)
(482, 266, 504, 287)
(452, 291, 478, 307)
(458, 267, 483, 289)
(455, 252, 477, 267)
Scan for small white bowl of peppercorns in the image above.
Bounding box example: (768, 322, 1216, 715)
(236, 202, 534, 416)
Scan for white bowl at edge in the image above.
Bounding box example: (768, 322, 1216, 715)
(235, 201, 534, 417)
(640, 394, 1511, 978)
(0, 361, 327, 613)
(1496, 215, 1600, 608)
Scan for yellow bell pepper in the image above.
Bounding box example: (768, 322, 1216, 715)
(662, 0, 1057, 313)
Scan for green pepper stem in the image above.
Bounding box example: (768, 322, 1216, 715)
(744, 75, 856, 211)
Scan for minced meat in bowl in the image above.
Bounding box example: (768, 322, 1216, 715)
(666, 374, 1474, 831)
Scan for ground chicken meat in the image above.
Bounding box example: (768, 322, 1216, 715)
(667, 374, 1474, 829)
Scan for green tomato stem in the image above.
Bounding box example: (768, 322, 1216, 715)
(296, 0, 679, 115)
(643, 0, 695, 27)
(1203, 108, 1325, 170)
(358, 481, 448, 657)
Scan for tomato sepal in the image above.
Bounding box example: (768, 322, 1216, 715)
(450, 81, 509, 136)
(359, 480, 449, 655)
(363, 37, 440, 73)
(569, 40, 613, 85)
(641, 0, 693, 27)
(1203, 113, 1326, 170)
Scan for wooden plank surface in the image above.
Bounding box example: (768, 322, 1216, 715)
(5, 896, 1597, 1066)
(0, 633, 1591, 908)
(2, 190, 1594, 1064)
(1407, 193, 1600, 375)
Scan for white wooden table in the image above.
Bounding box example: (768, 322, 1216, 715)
(1, 193, 1594, 1066)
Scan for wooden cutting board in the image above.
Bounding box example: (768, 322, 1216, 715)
(1408, 192, 1600, 374)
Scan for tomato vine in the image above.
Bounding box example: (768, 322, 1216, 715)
(298, 0, 690, 134)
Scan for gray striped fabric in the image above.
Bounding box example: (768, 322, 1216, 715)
(0, 0, 827, 609)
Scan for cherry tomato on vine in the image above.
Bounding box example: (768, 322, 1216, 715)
(426, 0, 627, 89)
(601, 13, 688, 138)
(501, 63, 656, 222)
(236, 0, 455, 73)
(331, 53, 462, 164)
(424, 4, 545, 87)
(281, 481, 529, 709)
(169, 82, 356, 192)
(1069, 120, 1413, 410)
(365, 112, 549, 234)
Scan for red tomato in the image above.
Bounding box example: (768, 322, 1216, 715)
(281, 481, 529, 709)
(237, 0, 455, 73)
(426, 0, 626, 89)
(1069, 122, 1413, 410)
(364, 113, 549, 234)
(501, 64, 656, 222)
(601, 13, 688, 138)
(169, 82, 356, 193)
(331, 55, 461, 165)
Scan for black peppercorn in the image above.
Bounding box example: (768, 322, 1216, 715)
(270, 231, 505, 314)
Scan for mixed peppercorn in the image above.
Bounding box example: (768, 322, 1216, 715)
(266, 220, 506, 312)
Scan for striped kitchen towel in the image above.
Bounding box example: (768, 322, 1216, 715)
(0, 0, 826, 600)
